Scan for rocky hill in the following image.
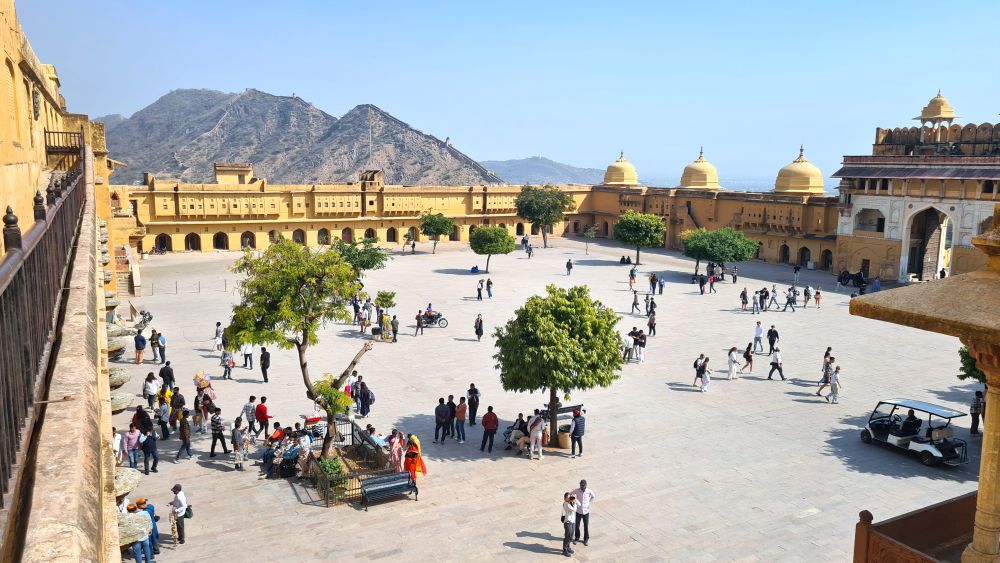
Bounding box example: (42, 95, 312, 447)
(480, 156, 604, 185)
(100, 88, 503, 186)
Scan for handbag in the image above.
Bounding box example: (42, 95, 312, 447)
(184, 505, 193, 519)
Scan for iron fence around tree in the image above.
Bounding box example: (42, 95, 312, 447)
(0, 161, 86, 508)
(308, 417, 394, 507)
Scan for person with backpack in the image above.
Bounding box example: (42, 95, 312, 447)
(692, 354, 705, 386)
(740, 343, 754, 373)
(696, 357, 714, 392)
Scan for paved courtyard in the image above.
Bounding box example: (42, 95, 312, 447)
(114, 236, 982, 562)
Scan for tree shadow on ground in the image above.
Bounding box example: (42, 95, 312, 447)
(336, 328, 378, 340)
(432, 268, 476, 275)
(928, 381, 983, 405)
(393, 413, 526, 463)
(573, 259, 622, 267)
(823, 414, 980, 482)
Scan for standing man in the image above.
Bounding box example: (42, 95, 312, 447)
(209, 407, 229, 457)
(414, 310, 425, 336)
(766, 325, 779, 355)
(658, 276, 666, 295)
(768, 347, 786, 381)
(259, 347, 270, 382)
(157, 332, 167, 364)
(566, 259, 573, 276)
(569, 409, 586, 458)
(750, 289, 760, 314)
(826, 366, 842, 404)
(467, 383, 481, 425)
(169, 484, 187, 546)
(793, 264, 801, 284)
(141, 427, 158, 475)
(433, 398, 449, 444)
(159, 362, 175, 395)
(572, 480, 596, 547)
(241, 342, 254, 369)
(783, 287, 797, 312)
(134, 332, 147, 364)
(768, 284, 780, 310)
(390, 315, 399, 342)
(631, 291, 640, 314)
(243, 396, 258, 436)
(446, 395, 458, 440)
(476, 280, 483, 301)
(455, 397, 467, 444)
(480, 406, 499, 453)
(971, 391, 985, 435)
(486, 278, 493, 298)
(753, 321, 764, 353)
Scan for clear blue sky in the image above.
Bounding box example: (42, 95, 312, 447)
(19, 1, 1000, 185)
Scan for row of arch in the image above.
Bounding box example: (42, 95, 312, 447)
(775, 244, 834, 270)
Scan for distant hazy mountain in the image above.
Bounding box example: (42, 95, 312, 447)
(103, 88, 503, 186)
(94, 113, 125, 131)
(480, 156, 605, 185)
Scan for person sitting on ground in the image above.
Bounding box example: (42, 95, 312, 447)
(267, 422, 284, 445)
(619, 256, 627, 264)
(625, 256, 633, 264)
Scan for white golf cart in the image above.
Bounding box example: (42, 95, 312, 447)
(860, 398, 969, 467)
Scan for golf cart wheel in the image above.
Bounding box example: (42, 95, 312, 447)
(860, 430, 872, 444)
(920, 452, 937, 466)
(438, 318, 448, 328)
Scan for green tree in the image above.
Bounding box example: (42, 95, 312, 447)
(613, 210, 665, 265)
(681, 227, 760, 275)
(469, 226, 516, 272)
(375, 290, 397, 310)
(514, 185, 576, 248)
(403, 229, 415, 253)
(420, 212, 455, 254)
(958, 346, 987, 385)
(313, 374, 355, 457)
(583, 224, 599, 255)
(493, 285, 623, 446)
(228, 239, 360, 401)
(333, 237, 390, 275)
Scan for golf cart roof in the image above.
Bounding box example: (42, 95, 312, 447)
(879, 398, 967, 419)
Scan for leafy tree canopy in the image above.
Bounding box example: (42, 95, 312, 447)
(333, 237, 390, 274)
(493, 285, 623, 443)
(419, 212, 455, 253)
(375, 290, 397, 310)
(515, 185, 576, 247)
(681, 227, 759, 265)
(470, 226, 516, 272)
(613, 210, 665, 264)
(958, 346, 986, 385)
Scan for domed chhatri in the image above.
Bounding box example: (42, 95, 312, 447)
(774, 145, 825, 194)
(914, 90, 959, 122)
(679, 147, 719, 189)
(603, 152, 640, 187)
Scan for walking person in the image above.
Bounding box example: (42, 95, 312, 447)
(569, 409, 585, 458)
(254, 396, 272, 438)
(209, 408, 229, 457)
(562, 493, 578, 557)
(826, 366, 842, 403)
(751, 289, 760, 314)
(647, 311, 656, 336)
(143, 373, 161, 409)
(169, 387, 184, 431)
(259, 347, 270, 382)
(658, 276, 666, 295)
(817, 357, 834, 397)
(768, 348, 786, 380)
(698, 275, 707, 295)
(126, 423, 141, 469)
(697, 357, 713, 392)
(631, 291, 640, 314)
(741, 343, 754, 373)
(628, 267, 636, 290)
(783, 287, 797, 312)
(643, 293, 651, 315)
(708, 274, 717, 294)
(759, 287, 768, 312)
(727, 347, 740, 380)
(455, 397, 467, 443)
(175, 410, 192, 461)
(635, 330, 647, 363)
(221, 348, 234, 380)
(768, 284, 781, 310)
(467, 383, 480, 425)
(971, 391, 985, 435)
(150, 329, 160, 363)
(480, 406, 498, 453)
(433, 398, 449, 444)
(648, 297, 657, 317)
(476, 281, 483, 301)
(692, 354, 705, 387)
(156, 397, 171, 440)
(159, 362, 175, 394)
(753, 321, 764, 353)
(242, 396, 257, 436)
(414, 310, 425, 336)
(526, 244, 533, 258)
(814, 287, 823, 308)
(486, 278, 493, 298)
(566, 259, 573, 276)
(241, 342, 253, 369)
(474, 314, 484, 342)
(141, 427, 159, 475)
(767, 325, 779, 354)
(573, 480, 596, 547)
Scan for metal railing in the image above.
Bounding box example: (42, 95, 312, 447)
(0, 162, 86, 507)
(307, 417, 394, 507)
(44, 131, 82, 153)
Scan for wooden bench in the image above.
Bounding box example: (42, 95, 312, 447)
(539, 403, 584, 420)
(359, 472, 418, 511)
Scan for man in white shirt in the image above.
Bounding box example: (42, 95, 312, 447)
(170, 484, 188, 545)
(572, 479, 597, 546)
(768, 348, 786, 380)
(241, 342, 254, 369)
(527, 410, 546, 460)
(753, 322, 764, 353)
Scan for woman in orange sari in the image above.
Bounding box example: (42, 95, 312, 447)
(402, 434, 427, 480)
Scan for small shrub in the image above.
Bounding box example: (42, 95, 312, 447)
(318, 457, 345, 479)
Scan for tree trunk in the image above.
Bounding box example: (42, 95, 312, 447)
(695, 258, 701, 275)
(320, 408, 344, 459)
(485, 254, 492, 273)
(585, 242, 589, 255)
(635, 247, 641, 265)
(548, 387, 560, 447)
(297, 338, 316, 401)
(432, 239, 438, 254)
(542, 229, 549, 249)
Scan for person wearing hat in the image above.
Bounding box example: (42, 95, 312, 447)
(126, 503, 153, 562)
(169, 484, 187, 545)
(572, 480, 597, 547)
(136, 497, 160, 555)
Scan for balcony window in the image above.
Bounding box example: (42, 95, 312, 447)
(855, 208, 885, 232)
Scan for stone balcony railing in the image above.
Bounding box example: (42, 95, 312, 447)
(852, 229, 886, 239)
(854, 491, 977, 562)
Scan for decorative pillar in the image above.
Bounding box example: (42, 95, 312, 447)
(3, 206, 21, 252)
(33, 191, 45, 222)
(963, 340, 1000, 562)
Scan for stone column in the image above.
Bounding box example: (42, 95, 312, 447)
(964, 340, 1000, 562)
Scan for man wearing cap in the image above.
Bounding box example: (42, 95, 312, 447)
(127, 503, 154, 562)
(169, 484, 187, 545)
(136, 498, 160, 556)
(572, 480, 597, 547)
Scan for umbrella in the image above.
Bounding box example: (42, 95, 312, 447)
(109, 368, 130, 389)
(117, 512, 152, 545)
(110, 393, 134, 414)
(114, 467, 141, 496)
